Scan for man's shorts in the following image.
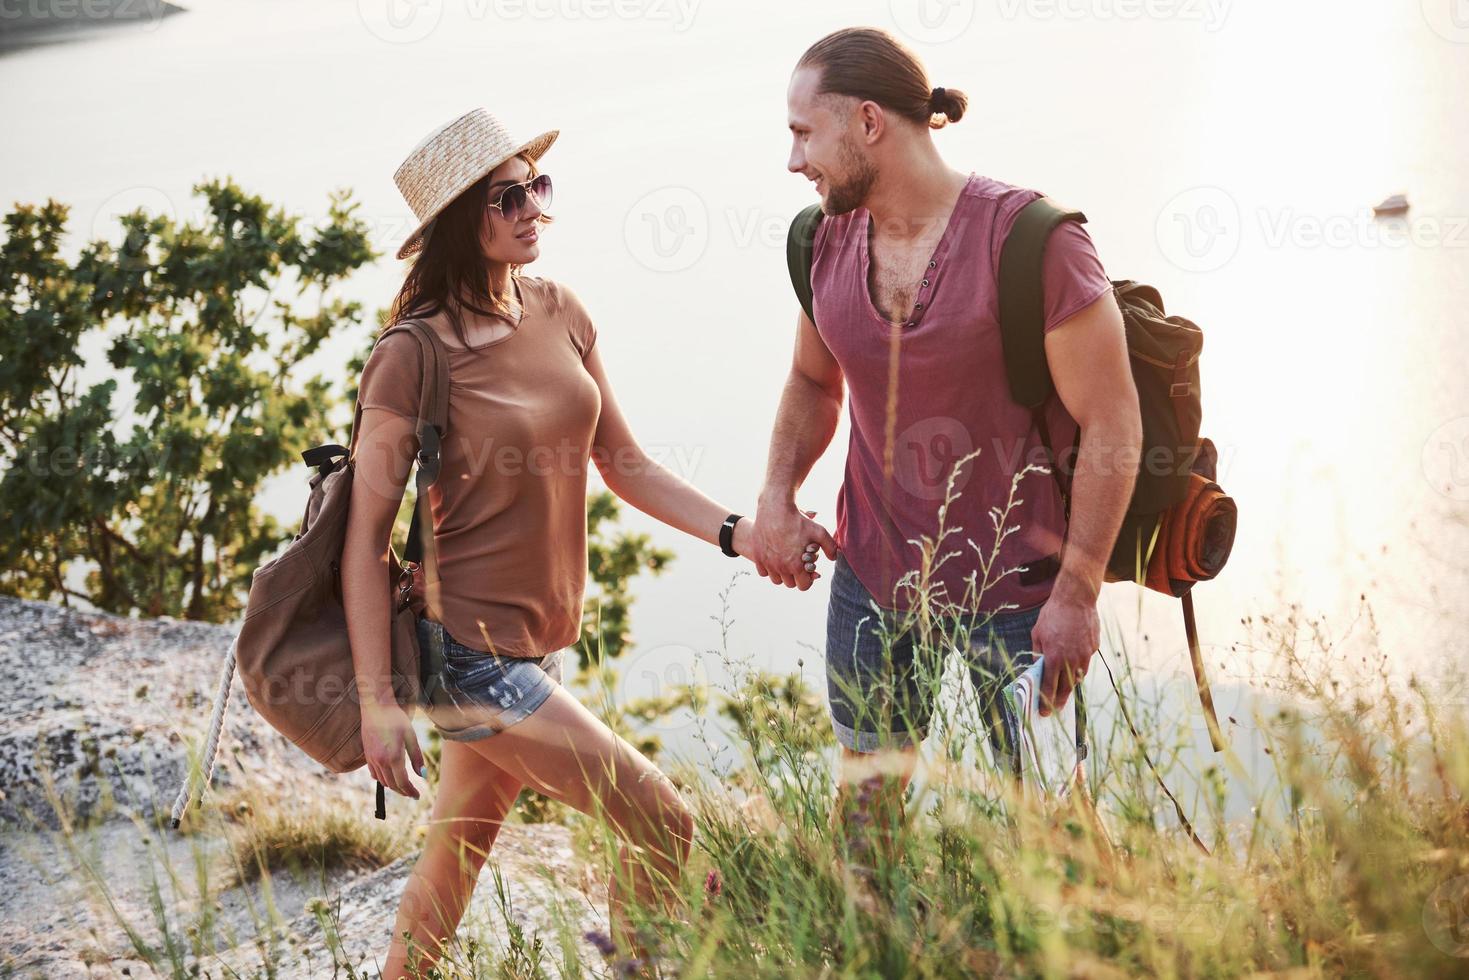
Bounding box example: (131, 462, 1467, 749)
(825, 551, 1043, 754)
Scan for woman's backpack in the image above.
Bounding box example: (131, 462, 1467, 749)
(168, 318, 451, 828)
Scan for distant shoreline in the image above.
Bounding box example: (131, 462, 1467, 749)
(0, 0, 187, 55)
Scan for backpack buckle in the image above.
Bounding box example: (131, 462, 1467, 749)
(1169, 381, 1191, 398)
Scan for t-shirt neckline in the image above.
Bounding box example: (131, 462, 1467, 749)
(440, 277, 531, 352)
(858, 173, 975, 331)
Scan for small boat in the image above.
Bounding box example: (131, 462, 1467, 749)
(1372, 193, 1409, 216)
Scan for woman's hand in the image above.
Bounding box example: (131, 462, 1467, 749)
(360, 700, 426, 800)
(744, 503, 839, 590)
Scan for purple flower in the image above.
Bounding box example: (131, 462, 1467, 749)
(705, 868, 723, 898)
(584, 929, 617, 958)
(616, 956, 647, 977)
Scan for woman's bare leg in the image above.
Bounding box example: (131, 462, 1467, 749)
(383, 739, 524, 979)
(462, 685, 695, 963)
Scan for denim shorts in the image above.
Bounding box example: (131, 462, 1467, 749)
(415, 616, 564, 742)
(825, 552, 1044, 754)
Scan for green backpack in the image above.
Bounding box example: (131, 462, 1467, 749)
(786, 196, 1237, 755)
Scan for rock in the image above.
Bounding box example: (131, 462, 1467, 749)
(0, 596, 606, 977)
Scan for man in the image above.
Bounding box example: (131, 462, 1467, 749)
(747, 27, 1142, 860)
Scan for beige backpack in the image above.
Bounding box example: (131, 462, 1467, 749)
(169, 319, 450, 827)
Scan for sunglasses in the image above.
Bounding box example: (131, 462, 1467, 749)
(487, 173, 553, 223)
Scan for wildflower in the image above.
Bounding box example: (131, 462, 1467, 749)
(616, 956, 647, 977)
(705, 868, 723, 898)
(584, 929, 617, 958)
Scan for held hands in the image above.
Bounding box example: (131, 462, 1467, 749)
(740, 500, 839, 590)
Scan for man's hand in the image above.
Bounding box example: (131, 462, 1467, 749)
(747, 499, 838, 590)
(1030, 582, 1100, 717)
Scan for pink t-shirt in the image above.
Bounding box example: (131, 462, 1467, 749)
(811, 172, 1113, 616)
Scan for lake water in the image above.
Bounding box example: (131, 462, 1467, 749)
(5, 0, 1467, 800)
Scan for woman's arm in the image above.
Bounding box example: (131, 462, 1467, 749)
(341, 406, 425, 798)
(582, 346, 829, 564)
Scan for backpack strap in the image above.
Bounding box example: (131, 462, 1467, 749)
(388, 321, 450, 570)
(997, 195, 1087, 410)
(998, 196, 1087, 584)
(342, 317, 452, 610)
(786, 203, 826, 325)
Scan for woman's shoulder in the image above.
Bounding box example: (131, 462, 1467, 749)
(369, 321, 432, 360)
(521, 276, 596, 356)
(517, 276, 584, 318)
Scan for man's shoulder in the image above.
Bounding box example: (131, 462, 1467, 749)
(962, 173, 1049, 225)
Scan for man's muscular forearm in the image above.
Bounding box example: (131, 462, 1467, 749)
(1053, 409, 1142, 604)
(760, 369, 842, 506)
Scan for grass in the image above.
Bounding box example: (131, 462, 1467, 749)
(17, 460, 1469, 978)
(218, 781, 418, 886)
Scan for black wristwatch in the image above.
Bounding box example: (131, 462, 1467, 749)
(719, 514, 743, 557)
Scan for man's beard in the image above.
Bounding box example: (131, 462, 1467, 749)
(821, 132, 878, 216)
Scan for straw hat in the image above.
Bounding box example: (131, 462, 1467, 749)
(393, 107, 558, 260)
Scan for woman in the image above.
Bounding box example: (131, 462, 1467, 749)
(341, 108, 835, 977)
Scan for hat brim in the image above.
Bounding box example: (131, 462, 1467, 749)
(396, 128, 559, 261)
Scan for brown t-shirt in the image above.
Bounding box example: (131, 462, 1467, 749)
(355, 275, 601, 657)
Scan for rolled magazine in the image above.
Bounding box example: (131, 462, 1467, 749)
(995, 652, 1087, 797)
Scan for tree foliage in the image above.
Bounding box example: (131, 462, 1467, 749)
(1, 179, 375, 619)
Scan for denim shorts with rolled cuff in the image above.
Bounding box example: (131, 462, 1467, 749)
(415, 615, 564, 742)
(825, 552, 1045, 755)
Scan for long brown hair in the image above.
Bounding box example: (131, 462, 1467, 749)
(385, 152, 554, 345)
(796, 27, 968, 129)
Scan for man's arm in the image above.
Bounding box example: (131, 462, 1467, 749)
(753, 308, 845, 588)
(1032, 289, 1142, 714)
